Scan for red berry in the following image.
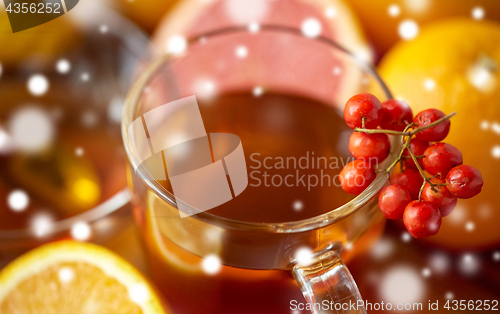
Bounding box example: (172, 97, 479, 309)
(339, 159, 377, 195)
(422, 143, 463, 176)
(403, 138, 429, 170)
(440, 198, 457, 217)
(348, 132, 390, 163)
(380, 99, 413, 131)
(391, 169, 424, 200)
(378, 184, 412, 220)
(403, 200, 442, 238)
(446, 165, 483, 199)
(421, 178, 457, 217)
(344, 93, 383, 129)
(413, 109, 450, 142)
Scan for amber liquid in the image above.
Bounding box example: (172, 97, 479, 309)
(136, 93, 385, 314)
(158, 92, 355, 222)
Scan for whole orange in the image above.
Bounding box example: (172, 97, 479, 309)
(379, 18, 500, 251)
(346, 0, 500, 58)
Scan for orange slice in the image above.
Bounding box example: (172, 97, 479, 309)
(0, 241, 169, 313)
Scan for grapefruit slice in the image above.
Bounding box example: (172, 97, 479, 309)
(0, 241, 169, 313)
(150, 0, 373, 110)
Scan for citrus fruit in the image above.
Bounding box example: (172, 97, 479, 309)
(379, 18, 500, 250)
(0, 241, 169, 313)
(153, 0, 369, 60)
(346, 0, 500, 56)
(151, 0, 373, 111)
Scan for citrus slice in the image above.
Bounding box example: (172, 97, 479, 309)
(0, 241, 169, 313)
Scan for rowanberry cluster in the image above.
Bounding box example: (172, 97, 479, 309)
(339, 93, 483, 239)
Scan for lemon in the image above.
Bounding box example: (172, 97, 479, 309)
(0, 241, 169, 313)
(379, 18, 500, 250)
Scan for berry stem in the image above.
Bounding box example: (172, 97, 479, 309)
(407, 145, 439, 194)
(418, 178, 426, 201)
(402, 155, 425, 159)
(354, 112, 456, 136)
(385, 135, 411, 174)
(354, 128, 405, 135)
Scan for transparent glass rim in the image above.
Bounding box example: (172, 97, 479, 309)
(122, 25, 397, 234)
(0, 4, 149, 240)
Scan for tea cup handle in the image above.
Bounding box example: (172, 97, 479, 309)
(292, 247, 367, 314)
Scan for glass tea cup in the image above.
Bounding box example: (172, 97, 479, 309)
(123, 26, 397, 313)
(0, 2, 149, 269)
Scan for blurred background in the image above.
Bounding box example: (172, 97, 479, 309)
(0, 0, 499, 313)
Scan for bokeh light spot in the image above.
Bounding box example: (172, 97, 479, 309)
(421, 267, 431, 277)
(202, 255, 222, 274)
(492, 122, 500, 134)
(75, 147, 84, 156)
(58, 267, 75, 283)
(398, 20, 419, 40)
(301, 18, 322, 38)
(480, 120, 489, 130)
(388, 4, 400, 17)
(424, 78, 436, 91)
(71, 222, 91, 241)
(194, 79, 216, 100)
(429, 252, 450, 274)
(401, 232, 412, 243)
(325, 6, 337, 18)
(248, 22, 260, 33)
(81, 73, 90, 82)
(293, 200, 303, 211)
(371, 238, 394, 260)
(491, 146, 500, 159)
(10, 106, 54, 152)
(56, 59, 71, 74)
(0, 127, 11, 151)
(32, 213, 53, 237)
(252, 86, 263, 97)
(472, 7, 485, 20)
(235, 45, 248, 58)
(493, 251, 500, 262)
(458, 254, 481, 276)
(465, 221, 475, 232)
(108, 97, 124, 123)
(27, 74, 49, 96)
(380, 266, 424, 304)
(295, 247, 314, 265)
(467, 63, 496, 93)
(129, 284, 150, 305)
(8, 190, 29, 212)
(167, 35, 187, 55)
(99, 24, 108, 33)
